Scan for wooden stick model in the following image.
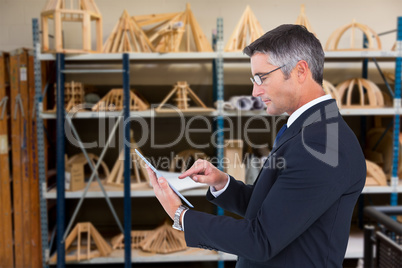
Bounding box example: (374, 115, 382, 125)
(67, 153, 110, 178)
(41, 0, 103, 53)
(336, 78, 384, 108)
(50, 222, 112, 262)
(169, 149, 208, 173)
(294, 5, 316, 36)
(224, 5, 264, 52)
(103, 10, 155, 53)
(365, 159, 387, 186)
(155, 81, 215, 113)
(140, 221, 187, 254)
(91, 88, 149, 111)
(52, 81, 85, 111)
(364, 128, 402, 179)
(111, 230, 152, 250)
(65, 152, 110, 191)
(325, 19, 381, 51)
(106, 131, 150, 189)
(322, 79, 341, 108)
(133, 3, 213, 52)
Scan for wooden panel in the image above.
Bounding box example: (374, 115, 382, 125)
(224, 139, 246, 183)
(0, 52, 14, 268)
(10, 51, 24, 268)
(18, 49, 32, 268)
(28, 53, 42, 268)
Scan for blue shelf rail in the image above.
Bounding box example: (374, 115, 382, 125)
(391, 17, 402, 206)
(34, 47, 131, 267)
(122, 53, 132, 268)
(32, 18, 50, 268)
(214, 17, 225, 268)
(55, 53, 66, 267)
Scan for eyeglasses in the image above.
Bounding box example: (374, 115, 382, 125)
(250, 65, 285, 86)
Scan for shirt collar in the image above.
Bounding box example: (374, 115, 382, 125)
(287, 94, 333, 127)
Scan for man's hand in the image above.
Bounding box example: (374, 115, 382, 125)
(146, 166, 182, 220)
(179, 159, 228, 191)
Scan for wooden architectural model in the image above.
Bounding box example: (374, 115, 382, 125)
(66, 153, 110, 191)
(64, 81, 85, 111)
(365, 160, 387, 186)
(91, 89, 149, 111)
(111, 230, 152, 250)
(0, 52, 14, 268)
(103, 10, 155, 53)
(133, 3, 213, 52)
(224, 6, 264, 52)
(336, 78, 384, 108)
(169, 149, 208, 172)
(41, 0, 103, 53)
(156, 81, 214, 113)
(325, 20, 381, 51)
(224, 140, 246, 183)
(365, 128, 402, 179)
(50, 222, 112, 262)
(322, 80, 341, 108)
(384, 71, 395, 83)
(140, 221, 187, 254)
(294, 5, 316, 36)
(106, 132, 150, 189)
(52, 81, 85, 111)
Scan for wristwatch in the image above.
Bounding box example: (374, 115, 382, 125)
(172, 205, 189, 231)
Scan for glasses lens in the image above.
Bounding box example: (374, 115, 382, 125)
(253, 75, 262, 85)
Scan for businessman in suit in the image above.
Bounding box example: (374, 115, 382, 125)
(147, 24, 366, 267)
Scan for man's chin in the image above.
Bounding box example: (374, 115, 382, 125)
(265, 107, 283, 116)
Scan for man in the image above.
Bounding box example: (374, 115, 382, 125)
(147, 24, 366, 267)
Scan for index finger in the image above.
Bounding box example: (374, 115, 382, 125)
(178, 161, 206, 179)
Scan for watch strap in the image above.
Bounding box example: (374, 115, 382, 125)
(172, 205, 189, 231)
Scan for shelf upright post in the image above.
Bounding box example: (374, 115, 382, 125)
(358, 35, 369, 229)
(32, 18, 49, 268)
(214, 17, 225, 268)
(122, 53, 132, 266)
(55, 52, 66, 267)
(391, 16, 402, 205)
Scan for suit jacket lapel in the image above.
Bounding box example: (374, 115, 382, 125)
(253, 99, 338, 185)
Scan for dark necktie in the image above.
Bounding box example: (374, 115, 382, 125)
(273, 124, 287, 147)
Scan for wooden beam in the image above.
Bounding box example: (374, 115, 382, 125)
(28, 52, 42, 268)
(224, 6, 264, 52)
(18, 49, 32, 268)
(0, 52, 14, 268)
(10, 50, 24, 268)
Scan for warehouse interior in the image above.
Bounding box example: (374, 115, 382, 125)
(1, 0, 402, 267)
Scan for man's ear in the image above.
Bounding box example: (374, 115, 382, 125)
(295, 60, 309, 82)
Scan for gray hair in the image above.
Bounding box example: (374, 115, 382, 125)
(243, 24, 324, 85)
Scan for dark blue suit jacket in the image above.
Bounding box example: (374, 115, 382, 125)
(183, 99, 366, 267)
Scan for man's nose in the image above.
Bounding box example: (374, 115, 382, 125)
(252, 84, 263, 97)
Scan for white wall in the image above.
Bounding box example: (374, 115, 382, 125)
(1, 0, 401, 51)
(1, 0, 401, 85)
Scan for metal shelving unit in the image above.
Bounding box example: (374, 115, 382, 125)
(33, 17, 225, 268)
(39, 107, 402, 119)
(34, 15, 402, 267)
